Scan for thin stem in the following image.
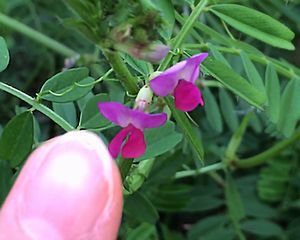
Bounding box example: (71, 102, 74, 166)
(174, 162, 225, 179)
(0, 82, 74, 131)
(235, 127, 300, 168)
(158, 0, 208, 71)
(102, 50, 138, 95)
(0, 12, 76, 57)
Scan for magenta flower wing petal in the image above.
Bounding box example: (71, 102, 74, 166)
(131, 110, 167, 129)
(174, 80, 204, 112)
(149, 61, 186, 96)
(108, 126, 132, 158)
(122, 127, 146, 158)
(98, 102, 131, 127)
(180, 53, 209, 83)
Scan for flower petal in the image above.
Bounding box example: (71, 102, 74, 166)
(180, 52, 208, 83)
(174, 80, 204, 112)
(149, 61, 186, 96)
(122, 127, 146, 158)
(131, 111, 167, 129)
(98, 102, 130, 127)
(108, 126, 132, 158)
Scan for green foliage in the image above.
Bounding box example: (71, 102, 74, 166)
(0, 37, 9, 72)
(1, 0, 300, 239)
(0, 111, 33, 168)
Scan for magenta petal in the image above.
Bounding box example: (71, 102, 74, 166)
(131, 111, 167, 129)
(174, 80, 204, 112)
(108, 126, 132, 158)
(122, 127, 146, 158)
(181, 52, 208, 83)
(149, 61, 186, 96)
(98, 102, 130, 127)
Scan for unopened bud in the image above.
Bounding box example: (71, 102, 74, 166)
(134, 85, 153, 111)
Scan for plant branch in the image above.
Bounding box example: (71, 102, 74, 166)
(235, 127, 300, 168)
(102, 50, 138, 95)
(174, 162, 225, 179)
(0, 82, 74, 131)
(0, 12, 76, 57)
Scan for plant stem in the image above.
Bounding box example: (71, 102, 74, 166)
(0, 82, 74, 131)
(174, 162, 225, 179)
(158, 0, 208, 71)
(102, 50, 138, 95)
(0, 12, 76, 57)
(236, 127, 300, 168)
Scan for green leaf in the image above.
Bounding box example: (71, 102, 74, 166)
(277, 78, 300, 136)
(0, 37, 9, 72)
(122, 53, 150, 75)
(208, 43, 230, 67)
(0, 111, 34, 168)
(241, 219, 283, 237)
(218, 89, 239, 132)
(164, 97, 205, 164)
(125, 192, 159, 224)
(52, 102, 77, 127)
(265, 63, 280, 123)
(151, 0, 174, 39)
(184, 195, 224, 212)
(225, 172, 245, 222)
(202, 57, 267, 109)
(136, 121, 182, 161)
(79, 94, 110, 129)
(188, 215, 228, 240)
(225, 112, 252, 159)
(40, 67, 94, 103)
(210, 4, 295, 50)
(203, 88, 223, 133)
(127, 223, 157, 240)
(240, 51, 265, 93)
(0, 159, 12, 206)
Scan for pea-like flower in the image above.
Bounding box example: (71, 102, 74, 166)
(98, 102, 167, 158)
(149, 53, 208, 111)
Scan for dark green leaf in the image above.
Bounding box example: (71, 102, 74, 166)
(277, 78, 300, 136)
(240, 51, 265, 93)
(210, 4, 295, 50)
(125, 192, 159, 224)
(0, 37, 9, 72)
(225, 172, 245, 222)
(40, 67, 94, 103)
(0, 111, 34, 168)
(219, 89, 239, 132)
(0, 159, 12, 206)
(203, 88, 223, 133)
(53, 102, 77, 127)
(202, 57, 267, 109)
(136, 121, 182, 161)
(127, 223, 157, 240)
(265, 63, 280, 123)
(79, 93, 110, 129)
(241, 219, 283, 237)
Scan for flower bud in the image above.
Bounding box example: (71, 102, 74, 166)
(139, 43, 170, 63)
(0, 131, 123, 240)
(134, 85, 153, 111)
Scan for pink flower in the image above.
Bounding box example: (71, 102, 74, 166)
(149, 53, 208, 111)
(0, 131, 123, 240)
(98, 102, 167, 158)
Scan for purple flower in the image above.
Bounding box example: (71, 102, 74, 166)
(98, 102, 167, 158)
(149, 53, 208, 111)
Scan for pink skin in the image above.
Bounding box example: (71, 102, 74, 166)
(0, 131, 123, 240)
(98, 102, 167, 158)
(149, 52, 208, 111)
